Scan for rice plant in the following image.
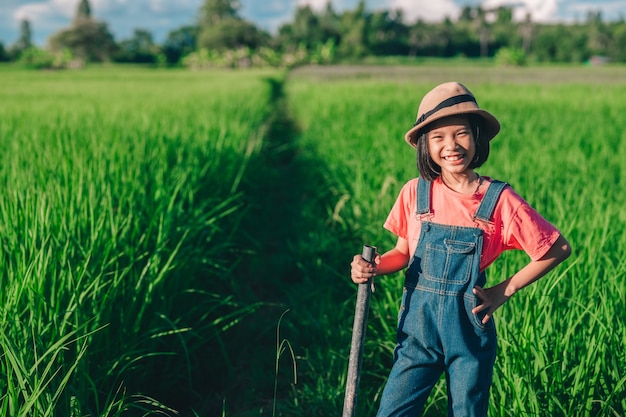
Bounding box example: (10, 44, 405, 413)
(2, 62, 625, 417)
(284, 64, 626, 416)
(0, 65, 278, 416)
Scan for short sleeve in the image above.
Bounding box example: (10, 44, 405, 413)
(384, 179, 417, 241)
(504, 202, 561, 261)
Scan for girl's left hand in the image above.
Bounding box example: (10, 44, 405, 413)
(472, 281, 511, 324)
(472, 235, 572, 324)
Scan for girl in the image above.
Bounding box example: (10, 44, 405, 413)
(350, 82, 571, 417)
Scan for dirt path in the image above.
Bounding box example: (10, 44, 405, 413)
(290, 63, 626, 85)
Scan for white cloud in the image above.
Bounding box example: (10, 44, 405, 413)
(292, 0, 462, 22)
(12, 0, 79, 39)
(149, 0, 165, 13)
(297, 0, 329, 10)
(13, 3, 51, 22)
(483, 0, 559, 22)
(296, 0, 387, 13)
(391, 0, 460, 22)
(14, 0, 75, 21)
(566, 0, 626, 20)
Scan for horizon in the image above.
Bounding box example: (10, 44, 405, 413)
(1, 0, 624, 47)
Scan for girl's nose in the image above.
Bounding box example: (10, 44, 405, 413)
(443, 135, 458, 149)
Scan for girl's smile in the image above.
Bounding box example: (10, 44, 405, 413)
(442, 153, 467, 163)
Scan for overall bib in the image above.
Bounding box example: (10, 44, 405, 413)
(377, 178, 507, 417)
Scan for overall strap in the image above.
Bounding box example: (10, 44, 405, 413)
(473, 180, 508, 223)
(416, 177, 431, 215)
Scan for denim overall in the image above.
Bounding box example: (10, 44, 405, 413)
(377, 178, 508, 417)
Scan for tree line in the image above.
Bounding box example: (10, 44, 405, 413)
(2, 0, 626, 69)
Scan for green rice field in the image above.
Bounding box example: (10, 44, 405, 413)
(0, 62, 624, 416)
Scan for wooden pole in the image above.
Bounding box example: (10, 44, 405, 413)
(342, 245, 376, 417)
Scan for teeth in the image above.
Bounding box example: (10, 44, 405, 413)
(445, 155, 463, 161)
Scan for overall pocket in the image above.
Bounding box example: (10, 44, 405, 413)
(424, 239, 475, 285)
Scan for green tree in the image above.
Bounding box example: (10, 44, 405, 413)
(198, 19, 266, 50)
(451, 6, 490, 57)
(163, 25, 198, 64)
(520, 12, 533, 54)
(532, 23, 588, 62)
(12, 19, 32, 56)
(608, 21, 626, 61)
(197, 0, 267, 50)
(490, 6, 518, 55)
(115, 29, 158, 63)
(48, 0, 117, 62)
(450, 15, 481, 57)
(586, 11, 611, 56)
(75, 0, 91, 22)
(475, 7, 491, 57)
(220, 0, 626, 64)
(276, 5, 326, 51)
(368, 9, 409, 55)
(407, 20, 428, 57)
(459, 6, 473, 22)
(200, 0, 239, 24)
(0, 42, 9, 62)
(319, 2, 341, 44)
(337, 0, 369, 58)
(293, 5, 322, 47)
(408, 19, 459, 57)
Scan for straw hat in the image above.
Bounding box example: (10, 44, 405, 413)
(405, 82, 501, 148)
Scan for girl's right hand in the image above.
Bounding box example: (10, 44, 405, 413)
(350, 253, 379, 284)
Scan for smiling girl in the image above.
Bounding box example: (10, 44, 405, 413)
(350, 82, 571, 417)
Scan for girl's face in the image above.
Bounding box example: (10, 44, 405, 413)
(427, 115, 475, 176)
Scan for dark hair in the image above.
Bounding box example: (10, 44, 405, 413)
(416, 114, 490, 181)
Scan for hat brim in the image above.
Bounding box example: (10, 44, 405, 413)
(404, 108, 501, 148)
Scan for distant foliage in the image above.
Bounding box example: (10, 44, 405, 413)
(182, 39, 337, 69)
(495, 47, 527, 66)
(16, 47, 54, 69)
(162, 25, 198, 64)
(0, 42, 9, 62)
(75, 0, 91, 21)
(4, 0, 626, 67)
(197, 0, 268, 52)
(114, 29, 159, 63)
(14, 19, 32, 54)
(48, 0, 117, 63)
(49, 20, 117, 63)
(17, 46, 75, 69)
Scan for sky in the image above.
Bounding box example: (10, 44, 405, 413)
(1, 0, 625, 47)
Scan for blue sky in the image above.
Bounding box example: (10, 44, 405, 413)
(1, 0, 625, 47)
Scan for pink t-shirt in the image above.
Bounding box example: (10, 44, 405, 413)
(384, 177, 561, 271)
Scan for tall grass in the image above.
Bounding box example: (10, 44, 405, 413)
(0, 66, 278, 415)
(284, 65, 626, 416)
(2, 63, 625, 417)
